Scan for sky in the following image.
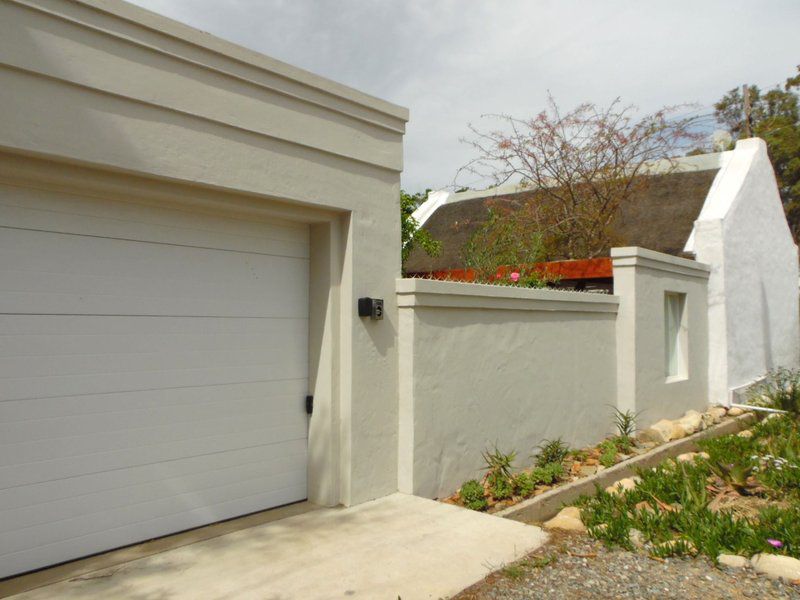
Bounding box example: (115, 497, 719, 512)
(129, 0, 800, 193)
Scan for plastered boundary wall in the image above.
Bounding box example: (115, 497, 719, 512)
(397, 249, 710, 499)
(612, 247, 710, 422)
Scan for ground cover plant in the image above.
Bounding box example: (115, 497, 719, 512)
(575, 413, 800, 562)
(450, 407, 644, 512)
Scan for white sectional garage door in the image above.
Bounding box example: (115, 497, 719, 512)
(0, 183, 310, 578)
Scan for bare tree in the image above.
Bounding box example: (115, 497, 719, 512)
(458, 95, 703, 259)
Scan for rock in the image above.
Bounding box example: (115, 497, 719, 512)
(707, 406, 727, 424)
(629, 528, 646, 548)
(727, 407, 745, 417)
(678, 410, 704, 435)
(638, 419, 674, 444)
(543, 506, 586, 532)
(738, 429, 753, 439)
(579, 465, 598, 477)
(718, 554, 749, 569)
(584, 458, 599, 466)
(605, 477, 639, 495)
(750, 553, 800, 580)
(676, 452, 700, 463)
(698, 451, 710, 459)
(670, 422, 688, 439)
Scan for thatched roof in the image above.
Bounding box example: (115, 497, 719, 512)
(404, 169, 719, 274)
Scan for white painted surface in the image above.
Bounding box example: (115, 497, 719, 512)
(411, 189, 451, 227)
(0, 183, 310, 577)
(10, 494, 547, 600)
(1, 0, 408, 516)
(613, 247, 710, 420)
(397, 278, 619, 498)
(687, 138, 800, 404)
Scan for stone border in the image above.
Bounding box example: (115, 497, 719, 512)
(497, 414, 755, 524)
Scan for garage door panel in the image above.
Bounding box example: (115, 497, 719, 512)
(0, 384, 306, 443)
(0, 379, 306, 422)
(1, 483, 308, 580)
(0, 184, 310, 258)
(1, 416, 308, 488)
(0, 185, 311, 577)
(0, 317, 308, 358)
(2, 404, 306, 467)
(0, 440, 306, 512)
(1, 330, 306, 383)
(0, 229, 309, 317)
(2, 451, 307, 545)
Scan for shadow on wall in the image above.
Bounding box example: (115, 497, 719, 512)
(761, 280, 774, 370)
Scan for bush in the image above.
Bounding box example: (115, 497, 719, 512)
(531, 462, 564, 485)
(460, 479, 488, 511)
(599, 439, 618, 468)
(488, 472, 514, 500)
(535, 438, 569, 468)
(748, 368, 800, 416)
(514, 472, 536, 497)
(482, 444, 517, 480)
(612, 407, 640, 439)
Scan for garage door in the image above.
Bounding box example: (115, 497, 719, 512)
(0, 183, 310, 578)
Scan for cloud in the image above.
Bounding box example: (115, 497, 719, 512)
(130, 0, 800, 192)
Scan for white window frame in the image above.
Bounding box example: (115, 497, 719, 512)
(664, 291, 688, 382)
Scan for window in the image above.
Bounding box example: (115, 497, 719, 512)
(664, 292, 687, 380)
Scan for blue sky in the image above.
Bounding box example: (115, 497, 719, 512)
(129, 0, 800, 193)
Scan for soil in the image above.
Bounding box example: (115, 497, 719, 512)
(453, 531, 800, 599)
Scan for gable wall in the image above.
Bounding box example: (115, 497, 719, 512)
(690, 138, 800, 403)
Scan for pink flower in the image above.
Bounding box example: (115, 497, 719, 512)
(767, 539, 783, 548)
(510, 272, 521, 283)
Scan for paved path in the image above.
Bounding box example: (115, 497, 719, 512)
(10, 494, 547, 600)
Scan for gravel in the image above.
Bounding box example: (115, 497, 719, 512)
(453, 531, 800, 599)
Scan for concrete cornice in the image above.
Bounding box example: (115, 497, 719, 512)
(611, 247, 711, 279)
(10, 0, 409, 132)
(396, 278, 619, 313)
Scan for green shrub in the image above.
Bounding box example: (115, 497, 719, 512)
(488, 472, 514, 500)
(748, 368, 800, 416)
(482, 444, 517, 480)
(599, 439, 618, 468)
(530, 462, 564, 485)
(612, 435, 634, 454)
(535, 438, 569, 468)
(570, 449, 589, 462)
(698, 434, 759, 467)
(514, 472, 536, 497)
(460, 479, 488, 511)
(612, 407, 640, 439)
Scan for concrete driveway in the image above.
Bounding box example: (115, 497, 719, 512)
(8, 494, 547, 600)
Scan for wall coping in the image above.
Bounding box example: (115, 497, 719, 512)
(611, 247, 711, 279)
(15, 0, 408, 131)
(396, 278, 620, 313)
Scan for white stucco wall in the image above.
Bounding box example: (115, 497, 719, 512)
(613, 248, 710, 421)
(396, 279, 619, 498)
(686, 138, 800, 404)
(0, 0, 408, 507)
